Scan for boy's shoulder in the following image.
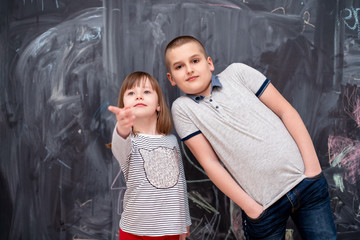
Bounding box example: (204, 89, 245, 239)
(219, 62, 248, 75)
(172, 95, 192, 109)
(225, 62, 245, 69)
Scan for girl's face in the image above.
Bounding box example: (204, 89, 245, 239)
(123, 77, 160, 119)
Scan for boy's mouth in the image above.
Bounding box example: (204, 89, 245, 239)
(186, 76, 198, 82)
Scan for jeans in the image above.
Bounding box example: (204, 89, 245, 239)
(242, 172, 337, 240)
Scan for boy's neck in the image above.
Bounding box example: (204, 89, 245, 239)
(187, 75, 222, 100)
(189, 81, 212, 98)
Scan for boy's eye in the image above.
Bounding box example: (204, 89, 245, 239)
(175, 65, 182, 70)
(193, 59, 199, 63)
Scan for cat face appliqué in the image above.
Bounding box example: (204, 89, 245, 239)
(139, 146, 180, 189)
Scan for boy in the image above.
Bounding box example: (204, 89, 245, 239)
(164, 36, 337, 239)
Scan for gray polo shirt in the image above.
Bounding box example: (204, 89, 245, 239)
(171, 63, 306, 209)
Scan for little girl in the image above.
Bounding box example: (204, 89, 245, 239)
(108, 71, 191, 240)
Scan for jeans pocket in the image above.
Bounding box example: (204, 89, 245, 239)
(246, 209, 268, 223)
(301, 172, 329, 202)
(304, 171, 323, 181)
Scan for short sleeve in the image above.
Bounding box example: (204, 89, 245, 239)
(171, 98, 200, 141)
(228, 63, 270, 97)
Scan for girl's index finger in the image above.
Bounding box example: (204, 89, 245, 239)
(108, 105, 121, 115)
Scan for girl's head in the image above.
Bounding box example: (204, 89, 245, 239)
(117, 71, 172, 135)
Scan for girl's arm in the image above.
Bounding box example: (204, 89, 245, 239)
(111, 125, 132, 167)
(108, 105, 135, 166)
(259, 83, 322, 177)
(184, 133, 263, 219)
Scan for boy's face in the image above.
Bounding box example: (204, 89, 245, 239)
(166, 42, 214, 96)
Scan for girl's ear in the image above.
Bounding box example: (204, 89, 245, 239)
(156, 104, 160, 112)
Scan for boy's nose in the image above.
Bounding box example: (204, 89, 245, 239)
(186, 64, 194, 74)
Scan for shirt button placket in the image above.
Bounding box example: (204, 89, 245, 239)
(209, 98, 219, 110)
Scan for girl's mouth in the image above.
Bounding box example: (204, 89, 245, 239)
(134, 103, 146, 107)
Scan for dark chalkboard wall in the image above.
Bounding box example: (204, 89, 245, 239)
(1, 0, 359, 239)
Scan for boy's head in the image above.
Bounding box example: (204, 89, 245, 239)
(165, 36, 214, 96)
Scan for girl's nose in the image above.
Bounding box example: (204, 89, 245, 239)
(136, 92, 143, 100)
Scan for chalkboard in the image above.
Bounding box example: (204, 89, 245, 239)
(1, 0, 359, 239)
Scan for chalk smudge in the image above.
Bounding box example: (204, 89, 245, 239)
(328, 135, 360, 185)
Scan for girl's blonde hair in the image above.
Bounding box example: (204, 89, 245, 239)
(117, 71, 172, 135)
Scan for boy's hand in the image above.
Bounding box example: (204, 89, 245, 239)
(245, 201, 264, 220)
(108, 105, 136, 138)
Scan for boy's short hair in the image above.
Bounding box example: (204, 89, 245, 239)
(164, 35, 208, 70)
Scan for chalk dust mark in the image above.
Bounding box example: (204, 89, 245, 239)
(356, 204, 360, 217)
(188, 191, 219, 214)
(343, 87, 360, 127)
(79, 199, 92, 207)
(329, 145, 353, 167)
(328, 86, 360, 185)
(271, 7, 285, 15)
(57, 159, 72, 169)
(342, 7, 360, 38)
(190, 211, 221, 239)
(301, 11, 315, 33)
(328, 135, 360, 185)
(333, 173, 345, 192)
(208, 3, 242, 10)
(110, 170, 126, 215)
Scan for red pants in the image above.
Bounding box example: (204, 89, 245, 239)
(119, 229, 180, 240)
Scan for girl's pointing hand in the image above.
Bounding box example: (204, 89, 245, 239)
(108, 105, 136, 138)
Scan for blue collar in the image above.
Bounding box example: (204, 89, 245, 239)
(187, 75, 222, 103)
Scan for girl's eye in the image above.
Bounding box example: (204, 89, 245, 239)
(144, 90, 151, 94)
(127, 91, 134, 96)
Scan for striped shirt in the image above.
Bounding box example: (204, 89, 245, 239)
(111, 128, 191, 236)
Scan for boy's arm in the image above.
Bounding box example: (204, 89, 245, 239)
(184, 133, 263, 219)
(259, 83, 322, 177)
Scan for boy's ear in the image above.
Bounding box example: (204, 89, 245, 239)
(167, 73, 177, 86)
(207, 57, 215, 72)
